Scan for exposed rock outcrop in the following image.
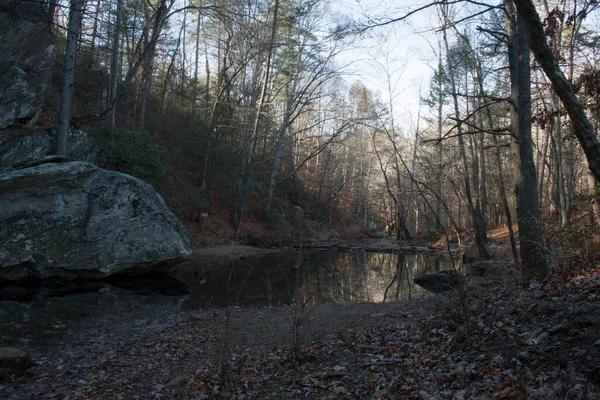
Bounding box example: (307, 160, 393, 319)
(414, 270, 466, 294)
(0, 128, 105, 172)
(0, 161, 191, 281)
(0, 0, 55, 129)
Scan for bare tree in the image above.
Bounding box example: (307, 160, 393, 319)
(137, 0, 173, 130)
(439, 4, 490, 259)
(514, 0, 600, 183)
(56, 0, 84, 156)
(108, 0, 123, 129)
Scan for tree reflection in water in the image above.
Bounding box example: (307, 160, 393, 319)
(171, 250, 454, 307)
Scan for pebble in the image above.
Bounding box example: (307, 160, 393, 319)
(490, 355, 505, 367)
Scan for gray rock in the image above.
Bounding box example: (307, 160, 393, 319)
(288, 205, 309, 230)
(0, 161, 191, 280)
(47, 128, 106, 167)
(326, 230, 340, 240)
(414, 270, 466, 293)
(0, 347, 32, 377)
(0, 128, 105, 172)
(0, 129, 51, 171)
(0, 1, 55, 129)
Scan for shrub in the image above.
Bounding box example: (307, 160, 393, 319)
(263, 208, 286, 229)
(90, 124, 171, 192)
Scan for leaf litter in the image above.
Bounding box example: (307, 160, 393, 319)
(1, 263, 599, 399)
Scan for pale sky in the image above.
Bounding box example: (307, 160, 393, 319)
(331, 0, 442, 135)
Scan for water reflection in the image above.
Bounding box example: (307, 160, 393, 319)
(170, 250, 454, 307)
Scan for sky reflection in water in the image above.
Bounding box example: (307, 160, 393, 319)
(172, 250, 454, 307)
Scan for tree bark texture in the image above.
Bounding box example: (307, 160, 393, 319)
(505, 0, 547, 279)
(56, 0, 84, 157)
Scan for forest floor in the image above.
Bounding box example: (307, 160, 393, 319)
(189, 245, 282, 262)
(1, 241, 600, 399)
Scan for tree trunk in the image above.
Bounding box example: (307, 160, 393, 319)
(550, 106, 568, 227)
(205, 36, 211, 116)
(590, 106, 600, 224)
(181, 9, 186, 109)
(506, 0, 547, 279)
(193, 14, 201, 106)
(513, 0, 600, 183)
(448, 23, 517, 260)
(266, 95, 293, 211)
(138, 0, 169, 130)
(447, 20, 518, 261)
(495, 143, 519, 261)
(236, 0, 280, 231)
(56, 0, 84, 156)
(440, 11, 489, 259)
(157, 21, 183, 132)
(89, 0, 101, 58)
(435, 39, 444, 231)
(108, 0, 123, 129)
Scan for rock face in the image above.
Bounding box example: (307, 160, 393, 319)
(414, 270, 466, 294)
(0, 161, 191, 281)
(0, 1, 55, 129)
(0, 128, 105, 172)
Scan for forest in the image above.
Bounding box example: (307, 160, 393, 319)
(1, 0, 600, 398)
(32, 0, 600, 275)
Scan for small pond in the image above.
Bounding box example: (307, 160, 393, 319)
(170, 250, 455, 307)
(0, 250, 457, 336)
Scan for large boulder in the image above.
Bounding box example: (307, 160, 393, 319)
(0, 128, 105, 172)
(0, 0, 55, 129)
(414, 270, 466, 294)
(0, 161, 191, 281)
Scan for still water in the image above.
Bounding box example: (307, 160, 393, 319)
(170, 250, 454, 307)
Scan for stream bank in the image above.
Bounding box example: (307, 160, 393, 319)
(1, 245, 599, 399)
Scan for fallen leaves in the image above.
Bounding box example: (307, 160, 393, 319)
(2, 265, 600, 399)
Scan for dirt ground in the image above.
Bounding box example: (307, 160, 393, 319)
(0, 275, 441, 399)
(1, 243, 599, 399)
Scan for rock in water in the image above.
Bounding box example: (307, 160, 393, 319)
(0, 347, 32, 377)
(414, 270, 465, 294)
(0, 1, 55, 129)
(0, 161, 191, 280)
